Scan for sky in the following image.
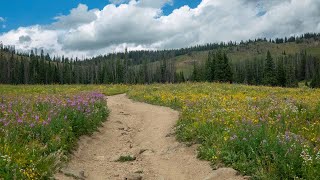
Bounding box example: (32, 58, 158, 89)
(0, 0, 320, 58)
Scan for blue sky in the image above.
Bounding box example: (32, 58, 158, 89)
(0, 0, 319, 57)
(0, 0, 201, 33)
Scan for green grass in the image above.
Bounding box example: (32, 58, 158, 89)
(128, 83, 320, 179)
(0, 85, 128, 179)
(0, 84, 129, 96)
(116, 155, 136, 162)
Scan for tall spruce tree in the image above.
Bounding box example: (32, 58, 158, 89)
(191, 60, 200, 82)
(300, 50, 307, 81)
(310, 60, 320, 88)
(276, 59, 286, 87)
(285, 62, 298, 87)
(223, 53, 233, 83)
(214, 50, 225, 82)
(263, 51, 277, 86)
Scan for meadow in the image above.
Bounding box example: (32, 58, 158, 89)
(128, 83, 320, 179)
(1, 83, 320, 179)
(0, 85, 127, 179)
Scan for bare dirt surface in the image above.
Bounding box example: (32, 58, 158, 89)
(55, 94, 245, 180)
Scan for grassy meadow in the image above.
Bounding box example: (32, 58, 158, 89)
(1, 83, 320, 179)
(0, 85, 127, 179)
(128, 83, 320, 179)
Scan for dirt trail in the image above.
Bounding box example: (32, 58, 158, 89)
(55, 94, 244, 180)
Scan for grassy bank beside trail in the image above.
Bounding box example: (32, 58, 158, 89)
(128, 83, 320, 179)
(0, 85, 125, 179)
(0, 84, 129, 96)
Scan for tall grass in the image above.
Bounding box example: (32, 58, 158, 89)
(128, 83, 320, 179)
(0, 87, 109, 179)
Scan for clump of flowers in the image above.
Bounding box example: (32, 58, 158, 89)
(0, 91, 108, 179)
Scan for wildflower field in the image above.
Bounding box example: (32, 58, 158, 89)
(128, 83, 320, 179)
(0, 85, 129, 179)
(1, 83, 320, 179)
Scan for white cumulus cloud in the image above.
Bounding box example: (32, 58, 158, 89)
(0, 0, 319, 57)
(51, 4, 99, 29)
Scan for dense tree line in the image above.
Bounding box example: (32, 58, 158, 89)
(0, 47, 181, 84)
(191, 50, 233, 83)
(232, 50, 320, 88)
(193, 49, 320, 88)
(0, 32, 320, 87)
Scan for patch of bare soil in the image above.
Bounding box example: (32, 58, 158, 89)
(55, 94, 245, 180)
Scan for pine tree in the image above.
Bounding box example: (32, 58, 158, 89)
(310, 61, 320, 88)
(160, 59, 167, 83)
(223, 53, 233, 83)
(214, 50, 225, 82)
(285, 62, 298, 87)
(191, 61, 200, 82)
(180, 71, 185, 82)
(205, 52, 212, 81)
(263, 51, 277, 86)
(19, 59, 25, 84)
(276, 59, 286, 87)
(205, 51, 216, 81)
(300, 50, 307, 81)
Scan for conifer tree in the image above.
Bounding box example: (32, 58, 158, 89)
(191, 61, 200, 82)
(223, 53, 233, 83)
(285, 62, 298, 87)
(263, 51, 277, 86)
(276, 59, 286, 87)
(310, 61, 320, 88)
(214, 50, 225, 82)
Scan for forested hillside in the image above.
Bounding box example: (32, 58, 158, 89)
(1, 33, 320, 87)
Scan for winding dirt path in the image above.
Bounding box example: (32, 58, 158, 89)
(55, 94, 244, 180)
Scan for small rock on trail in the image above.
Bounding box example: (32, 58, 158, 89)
(58, 168, 87, 180)
(124, 173, 142, 180)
